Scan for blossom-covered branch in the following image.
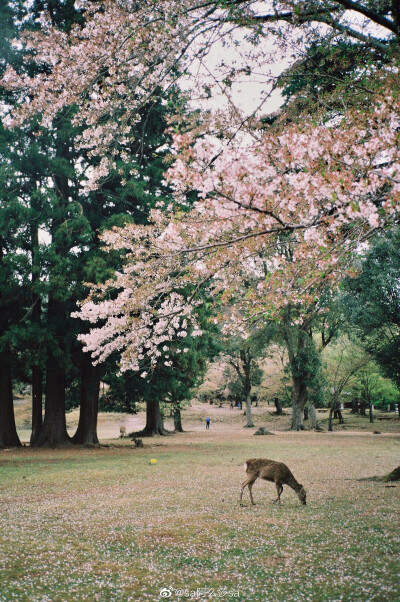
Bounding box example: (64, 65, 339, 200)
(74, 76, 400, 370)
(2, 1, 397, 187)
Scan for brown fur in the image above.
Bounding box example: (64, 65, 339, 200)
(240, 458, 307, 506)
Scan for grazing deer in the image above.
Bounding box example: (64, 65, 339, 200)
(240, 458, 307, 506)
(119, 426, 127, 438)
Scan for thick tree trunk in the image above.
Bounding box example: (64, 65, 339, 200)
(33, 296, 70, 447)
(30, 212, 43, 446)
(33, 128, 73, 448)
(369, 403, 374, 424)
(30, 366, 43, 446)
(138, 400, 170, 436)
(0, 347, 21, 448)
(308, 401, 322, 431)
(274, 397, 283, 415)
(351, 398, 359, 414)
(71, 354, 100, 445)
(281, 324, 310, 431)
(34, 353, 70, 447)
(291, 376, 307, 430)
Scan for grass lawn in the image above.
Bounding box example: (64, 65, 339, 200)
(1, 410, 399, 601)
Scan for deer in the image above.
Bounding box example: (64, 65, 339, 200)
(240, 458, 307, 506)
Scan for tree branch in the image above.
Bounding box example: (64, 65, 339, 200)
(221, 3, 393, 53)
(334, 0, 397, 33)
(229, 359, 244, 382)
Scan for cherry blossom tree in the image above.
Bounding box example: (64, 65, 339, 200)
(2, 1, 399, 185)
(70, 74, 400, 429)
(2, 1, 400, 432)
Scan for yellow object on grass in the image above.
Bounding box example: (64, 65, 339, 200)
(149, 458, 157, 465)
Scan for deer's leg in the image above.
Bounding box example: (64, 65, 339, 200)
(239, 479, 247, 505)
(273, 482, 283, 505)
(240, 476, 257, 506)
(248, 482, 256, 505)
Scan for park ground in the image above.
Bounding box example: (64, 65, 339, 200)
(0, 402, 399, 601)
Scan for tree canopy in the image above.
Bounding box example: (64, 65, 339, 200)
(1, 0, 400, 443)
(343, 228, 400, 394)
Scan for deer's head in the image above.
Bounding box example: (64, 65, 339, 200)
(298, 485, 307, 505)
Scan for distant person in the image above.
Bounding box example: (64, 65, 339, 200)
(230, 399, 233, 409)
(206, 417, 211, 429)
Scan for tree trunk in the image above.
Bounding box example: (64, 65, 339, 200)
(328, 405, 334, 432)
(138, 400, 170, 436)
(291, 376, 307, 430)
(71, 354, 100, 445)
(0, 347, 21, 448)
(308, 401, 322, 431)
(34, 353, 70, 447)
(359, 400, 367, 416)
(33, 296, 70, 447)
(369, 402, 374, 424)
(173, 404, 184, 432)
(274, 397, 283, 415)
(244, 393, 255, 427)
(241, 350, 254, 428)
(281, 324, 310, 431)
(30, 210, 43, 446)
(328, 399, 343, 431)
(33, 126, 73, 448)
(303, 404, 309, 421)
(351, 398, 359, 413)
(30, 366, 43, 446)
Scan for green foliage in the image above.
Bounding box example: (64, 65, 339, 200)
(350, 368, 400, 410)
(224, 358, 263, 402)
(141, 301, 220, 406)
(99, 297, 220, 413)
(280, 39, 387, 119)
(97, 372, 139, 414)
(65, 380, 80, 412)
(342, 228, 400, 391)
(283, 330, 325, 407)
(321, 335, 399, 410)
(31, 0, 85, 33)
(221, 324, 273, 402)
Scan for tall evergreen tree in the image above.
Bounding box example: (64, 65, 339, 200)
(0, 0, 181, 446)
(0, 0, 27, 448)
